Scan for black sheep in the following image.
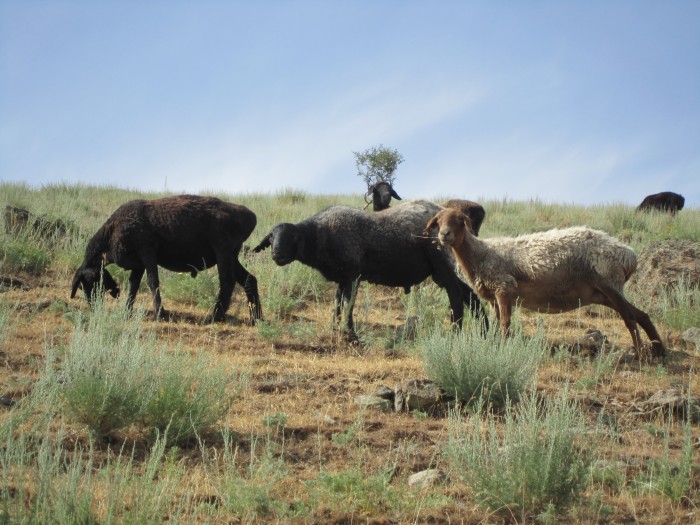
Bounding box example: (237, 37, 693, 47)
(71, 195, 263, 324)
(253, 199, 487, 340)
(365, 181, 402, 211)
(637, 192, 685, 214)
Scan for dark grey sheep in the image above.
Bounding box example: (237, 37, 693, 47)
(637, 192, 685, 214)
(71, 194, 263, 324)
(426, 207, 666, 358)
(365, 181, 402, 211)
(253, 199, 487, 340)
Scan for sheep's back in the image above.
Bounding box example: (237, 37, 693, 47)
(484, 226, 637, 286)
(303, 200, 448, 284)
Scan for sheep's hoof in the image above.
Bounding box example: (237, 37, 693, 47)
(342, 329, 361, 346)
(206, 313, 226, 324)
(651, 341, 667, 359)
(247, 303, 263, 326)
(155, 309, 172, 322)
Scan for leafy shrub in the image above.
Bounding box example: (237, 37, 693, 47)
(445, 387, 593, 519)
(421, 323, 545, 409)
(1, 236, 51, 275)
(55, 300, 243, 442)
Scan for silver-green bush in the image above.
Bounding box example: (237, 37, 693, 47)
(421, 323, 546, 409)
(445, 387, 593, 519)
(55, 300, 243, 442)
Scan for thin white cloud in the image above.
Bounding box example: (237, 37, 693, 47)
(145, 78, 483, 195)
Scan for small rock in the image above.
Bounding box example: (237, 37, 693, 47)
(394, 378, 444, 412)
(1, 396, 16, 408)
(682, 327, 700, 350)
(639, 389, 700, 422)
(354, 395, 392, 412)
(408, 469, 445, 489)
(314, 413, 337, 425)
(373, 386, 395, 401)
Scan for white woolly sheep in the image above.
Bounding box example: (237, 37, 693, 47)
(424, 207, 666, 357)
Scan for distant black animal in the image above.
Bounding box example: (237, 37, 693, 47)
(71, 195, 263, 324)
(253, 199, 487, 340)
(365, 181, 402, 211)
(637, 192, 685, 214)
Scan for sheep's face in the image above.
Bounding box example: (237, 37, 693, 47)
(71, 265, 120, 303)
(368, 182, 401, 211)
(263, 223, 303, 266)
(424, 209, 473, 248)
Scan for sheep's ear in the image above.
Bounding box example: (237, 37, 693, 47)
(390, 187, 402, 200)
(70, 269, 84, 298)
(423, 215, 439, 236)
(101, 267, 120, 298)
(252, 233, 272, 253)
(462, 215, 475, 235)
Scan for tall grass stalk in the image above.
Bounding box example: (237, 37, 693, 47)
(206, 431, 295, 521)
(0, 426, 187, 524)
(445, 386, 593, 518)
(421, 322, 546, 409)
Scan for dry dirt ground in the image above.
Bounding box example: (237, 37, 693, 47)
(1, 267, 699, 524)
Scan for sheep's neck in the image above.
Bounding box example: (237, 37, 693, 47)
(451, 234, 486, 288)
(296, 221, 318, 265)
(84, 224, 113, 267)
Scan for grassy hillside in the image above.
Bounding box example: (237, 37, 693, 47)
(1, 182, 699, 523)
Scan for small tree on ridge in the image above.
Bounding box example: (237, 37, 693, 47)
(353, 145, 404, 188)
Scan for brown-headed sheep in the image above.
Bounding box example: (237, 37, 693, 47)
(424, 207, 666, 357)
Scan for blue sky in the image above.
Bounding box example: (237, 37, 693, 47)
(2, 1, 699, 206)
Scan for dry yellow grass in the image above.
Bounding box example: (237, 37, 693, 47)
(1, 259, 699, 523)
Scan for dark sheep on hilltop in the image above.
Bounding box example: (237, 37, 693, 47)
(637, 192, 685, 214)
(71, 195, 263, 324)
(253, 199, 487, 340)
(365, 181, 402, 211)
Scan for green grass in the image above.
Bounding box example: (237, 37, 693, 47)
(444, 386, 594, 520)
(420, 322, 546, 409)
(45, 299, 244, 443)
(1, 182, 698, 523)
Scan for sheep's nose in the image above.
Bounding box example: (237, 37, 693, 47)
(438, 229, 452, 244)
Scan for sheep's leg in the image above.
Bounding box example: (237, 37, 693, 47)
(627, 302, 666, 358)
(335, 280, 359, 343)
(596, 285, 666, 358)
(212, 256, 235, 323)
(234, 259, 263, 325)
(429, 258, 465, 330)
(144, 263, 167, 320)
(495, 291, 512, 337)
(127, 267, 145, 312)
(458, 280, 489, 333)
